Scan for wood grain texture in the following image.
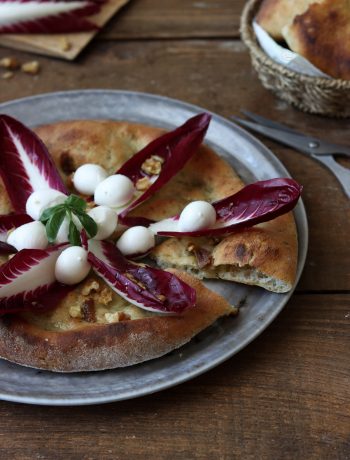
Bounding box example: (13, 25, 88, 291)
(0, 1, 349, 458)
(101, 0, 245, 39)
(0, 294, 348, 459)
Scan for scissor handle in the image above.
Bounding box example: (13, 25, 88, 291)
(316, 155, 350, 199)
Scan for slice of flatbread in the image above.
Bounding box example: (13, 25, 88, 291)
(256, 0, 322, 41)
(283, 0, 350, 80)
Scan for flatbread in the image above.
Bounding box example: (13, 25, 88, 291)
(0, 119, 238, 372)
(0, 119, 297, 372)
(283, 0, 350, 80)
(256, 0, 322, 41)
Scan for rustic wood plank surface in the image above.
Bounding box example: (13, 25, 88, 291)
(0, 1, 349, 459)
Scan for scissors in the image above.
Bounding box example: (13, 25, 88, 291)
(231, 110, 350, 199)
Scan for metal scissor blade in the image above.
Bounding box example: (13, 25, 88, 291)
(240, 110, 302, 135)
(232, 113, 350, 157)
(230, 116, 316, 156)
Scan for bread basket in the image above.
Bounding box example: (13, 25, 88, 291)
(241, 0, 350, 117)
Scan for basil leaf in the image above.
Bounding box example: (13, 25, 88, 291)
(74, 211, 98, 238)
(40, 204, 65, 223)
(68, 220, 81, 246)
(65, 194, 86, 211)
(46, 209, 66, 243)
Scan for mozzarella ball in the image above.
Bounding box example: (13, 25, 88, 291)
(88, 206, 118, 240)
(94, 174, 135, 208)
(7, 221, 48, 251)
(73, 164, 108, 195)
(178, 201, 216, 232)
(55, 246, 91, 285)
(55, 215, 82, 244)
(116, 226, 155, 256)
(26, 189, 66, 220)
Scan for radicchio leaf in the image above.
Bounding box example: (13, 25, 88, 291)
(0, 243, 68, 313)
(0, 114, 68, 213)
(88, 240, 196, 314)
(0, 213, 32, 241)
(0, 241, 17, 255)
(117, 113, 211, 222)
(150, 178, 302, 237)
(0, 0, 105, 34)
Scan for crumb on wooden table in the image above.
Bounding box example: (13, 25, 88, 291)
(21, 61, 40, 75)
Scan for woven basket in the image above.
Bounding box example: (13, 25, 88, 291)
(241, 0, 350, 117)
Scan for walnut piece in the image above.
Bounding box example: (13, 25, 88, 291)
(2, 72, 14, 80)
(136, 176, 151, 191)
(81, 280, 100, 296)
(141, 156, 163, 175)
(60, 37, 72, 52)
(69, 305, 82, 319)
(21, 61, 40, 75)
(105, 311, 131, 323)
(0, 57, 20, 70)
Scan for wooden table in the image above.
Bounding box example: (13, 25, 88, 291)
(0, 1, 349, 458)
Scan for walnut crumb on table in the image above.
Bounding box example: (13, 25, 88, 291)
(0, 57, 20, 70)
(2, 72, 14, 80)
(21, 61, 40, 75)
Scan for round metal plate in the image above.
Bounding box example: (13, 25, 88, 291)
(0, 90, 308, 406)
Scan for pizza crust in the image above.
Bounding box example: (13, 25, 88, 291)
(0, 270, 236, 372)
(0, 119, 297, 371)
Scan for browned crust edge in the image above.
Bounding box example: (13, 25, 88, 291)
(0, 270, 235, 372)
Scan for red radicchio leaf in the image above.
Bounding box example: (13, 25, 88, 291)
(0, 0, 105, 34)
(117, 113, 211, 223)
(0, 243, 68, 313)
(88, 240, 196, 314)
(0, 241, 17, 255)
(150, 178, 302, 237)
(0, 114, 68, 213)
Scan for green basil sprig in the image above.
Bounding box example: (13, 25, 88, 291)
(40, 195, 97, 246)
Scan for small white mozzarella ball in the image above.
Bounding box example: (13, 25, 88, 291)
(88, 206, 118, 240)
(178, 201, 216, 232)
(116, 226, 155, 256)
(94, 174, 135, 208)
(73, 164, 108, 195)
(55, 246, 91, 285)
(55, 215, 82, 244)
(7, 221, 48, 251)
(26, 189, 66, 220)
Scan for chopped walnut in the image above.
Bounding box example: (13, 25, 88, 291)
(60, 37, 72, 52)
(21, 61, 40, 75)
(69, 305, 82, 319)
(2, 71, 14, 80)
(118, 312, 131, 321)
(156, 294, 166, 302)
(97, 286, 113, 305)
(187, 243, 195, 253)
(141, 156, 163, 175)
(105, 311, 131, 323)
(0, 57, 20, 70)
(81, 280, 100, 296)
(136, 176, 151, 191)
